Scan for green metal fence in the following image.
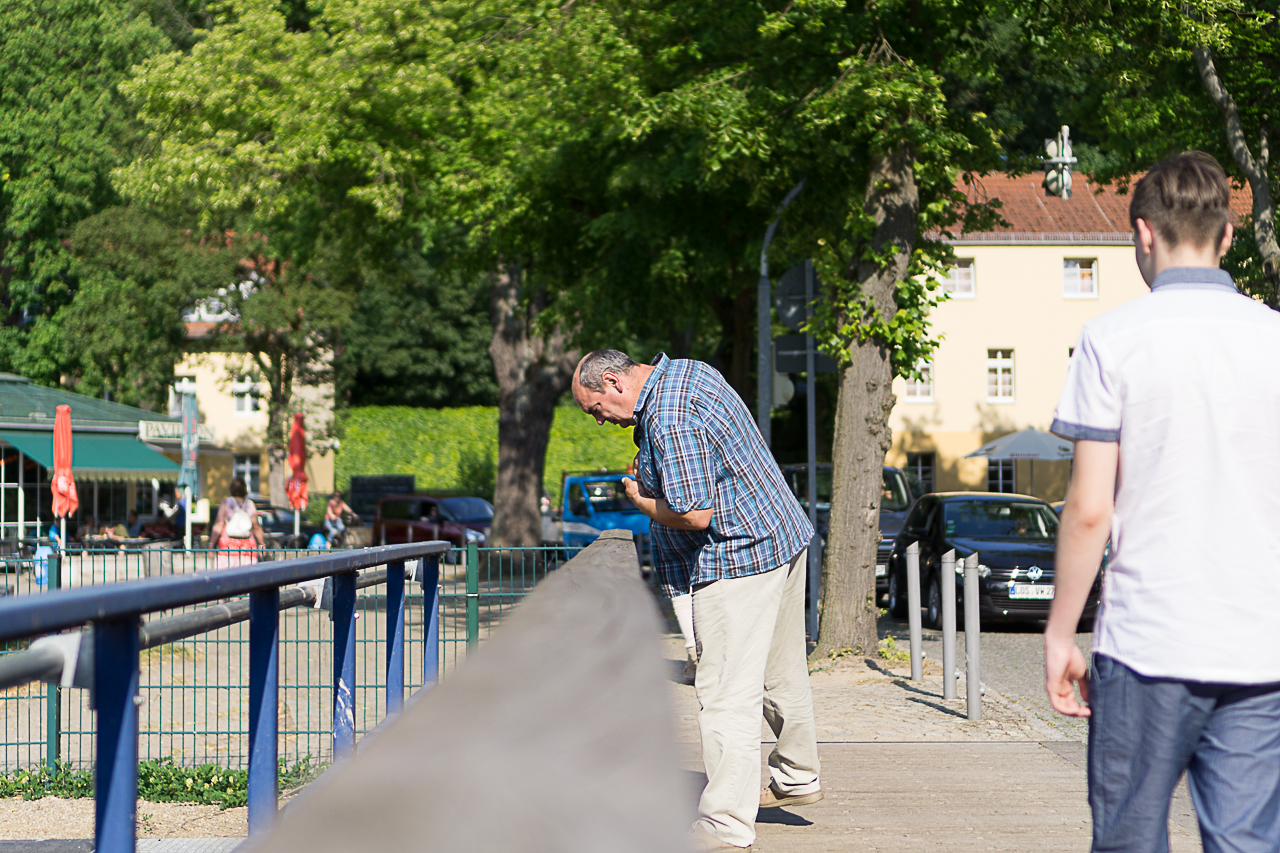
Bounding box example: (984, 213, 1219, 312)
(0, 542, 581, 773)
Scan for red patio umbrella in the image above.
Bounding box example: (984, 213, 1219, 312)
(51, 405, 78, 537)
(285, 413, 308, 538)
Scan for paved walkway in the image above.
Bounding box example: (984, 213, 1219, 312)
(0, 627, 1204, 852)
(661, 634, 1203, 852)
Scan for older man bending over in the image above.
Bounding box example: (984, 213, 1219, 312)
(573, 349, 821, 852)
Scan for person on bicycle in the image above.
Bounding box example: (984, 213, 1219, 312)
(324, 492, 357, 543)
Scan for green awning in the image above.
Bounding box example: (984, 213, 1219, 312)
(0, 431, 181, 482)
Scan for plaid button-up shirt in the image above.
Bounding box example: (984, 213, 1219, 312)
(632, 354, 814, 598)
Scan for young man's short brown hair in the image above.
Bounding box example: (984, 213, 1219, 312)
(1129, 151, 1232, 249)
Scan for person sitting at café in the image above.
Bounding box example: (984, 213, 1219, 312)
(126, 510, 144, 538)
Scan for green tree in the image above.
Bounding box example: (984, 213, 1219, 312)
(48, 206, 238, 410)
(1031, 1, 1280, 302)
(117, 0, 640, 542)
(0, 0, 172, 382)
(201, 239, 354, 500)
(338, 254, 497, 409)
(117, 0, 440, 495)
(596, 0, 1013, 655)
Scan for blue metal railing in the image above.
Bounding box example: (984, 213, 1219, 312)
(0, 541, 450, 853)
(2, 544, 583, 774)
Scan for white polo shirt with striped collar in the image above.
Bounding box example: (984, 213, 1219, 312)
(1052, 266, 1280, 683)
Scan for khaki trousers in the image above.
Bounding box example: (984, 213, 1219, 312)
(692, 548, 820, 847)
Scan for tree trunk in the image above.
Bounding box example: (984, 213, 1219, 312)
(488, 262, 579, 546)
(709, 282, 757, 402)
(814, 145, 918, 659)
(256, 348, 293, 507)
(1193, 45, 1280, 306)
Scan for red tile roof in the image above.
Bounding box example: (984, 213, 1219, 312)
(185, 322, 218, 339)
(944, 173, 1253, 244)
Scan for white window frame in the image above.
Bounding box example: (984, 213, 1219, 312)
(906, 451, 936, 494)
(986, 349, 1015, 404)
(903, 361, 934, 403)
(233, 453, 261, 494)
(944, 258, 976, 299)
(232, 375, 261, 417)
(987, 459, 1016, 493)
(168, 377, 197, 418)
(1063, 258, 1099, 299)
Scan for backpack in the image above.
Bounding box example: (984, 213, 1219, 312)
(225, 499, 254, 539)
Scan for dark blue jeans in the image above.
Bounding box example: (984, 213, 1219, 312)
(1089, 654, 1280, 853)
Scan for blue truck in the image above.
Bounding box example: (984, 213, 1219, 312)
(544, 471, 652, 550)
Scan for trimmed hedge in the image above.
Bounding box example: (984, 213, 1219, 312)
(336, 406, 636, 505)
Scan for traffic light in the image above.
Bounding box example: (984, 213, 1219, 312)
(1043, 125, 1078, 199)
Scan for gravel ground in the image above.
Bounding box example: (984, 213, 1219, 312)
(0, 797, 248, 840)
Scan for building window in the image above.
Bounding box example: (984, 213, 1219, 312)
(135, 482, 156, 517)
(169, 376, 197, 418)
(234, 454, 261, 494)
(986, 349, 1015, 403)
(232, 376, 261, 416)
(944, 259, 976, 298)
(906, 452, 935, 495)
(1063, 258, 1098, 298)
(903, 362, 934, 403)
(988, 460, 1015, 493)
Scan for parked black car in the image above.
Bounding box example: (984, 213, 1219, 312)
(884, 492, 1101, 627)
(781, 464, 914, 598)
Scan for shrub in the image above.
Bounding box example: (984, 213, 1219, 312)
(336, 406, 635, 505)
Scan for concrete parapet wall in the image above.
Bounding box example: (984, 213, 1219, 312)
(247, 530, 685, 853)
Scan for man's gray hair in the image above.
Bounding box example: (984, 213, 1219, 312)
(578, 350, 641, 392)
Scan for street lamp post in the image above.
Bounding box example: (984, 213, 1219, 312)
(757, 180, 805, 446)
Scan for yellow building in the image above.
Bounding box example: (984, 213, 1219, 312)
(885, 173, 1249, 501)
(172, 307, 335, 506)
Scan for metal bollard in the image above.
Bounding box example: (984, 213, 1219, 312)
(963, 553, 982, 721)
(906, 542, 922, 681)
(941, 549, 957, 700)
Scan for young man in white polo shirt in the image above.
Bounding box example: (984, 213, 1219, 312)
(1046, 151, 1280, 852)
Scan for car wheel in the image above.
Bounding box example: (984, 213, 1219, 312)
(925, 573, 943, 630)
(887, 568, 908, 619)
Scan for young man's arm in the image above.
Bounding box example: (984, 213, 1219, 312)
(622, 477, 711, 530)
(1044, 439, 1118, 717)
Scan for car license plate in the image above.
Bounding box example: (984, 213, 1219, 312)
(875, 564, 887, 578)
(1009, 583, 1054, 600)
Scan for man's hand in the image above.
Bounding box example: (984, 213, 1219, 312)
(622, 477, 711, 530)
(1045, 634, 1091, 717)
(622, 476, 650, 501)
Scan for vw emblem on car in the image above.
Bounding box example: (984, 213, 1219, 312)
(1027, 566, 1044, 582)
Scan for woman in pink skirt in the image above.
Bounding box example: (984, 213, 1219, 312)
(210, 478, 264, 569)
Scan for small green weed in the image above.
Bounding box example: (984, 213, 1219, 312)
(807, 645, 862, 673)
(878, 636, 910, 664)
(0, 756, 320, 810)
